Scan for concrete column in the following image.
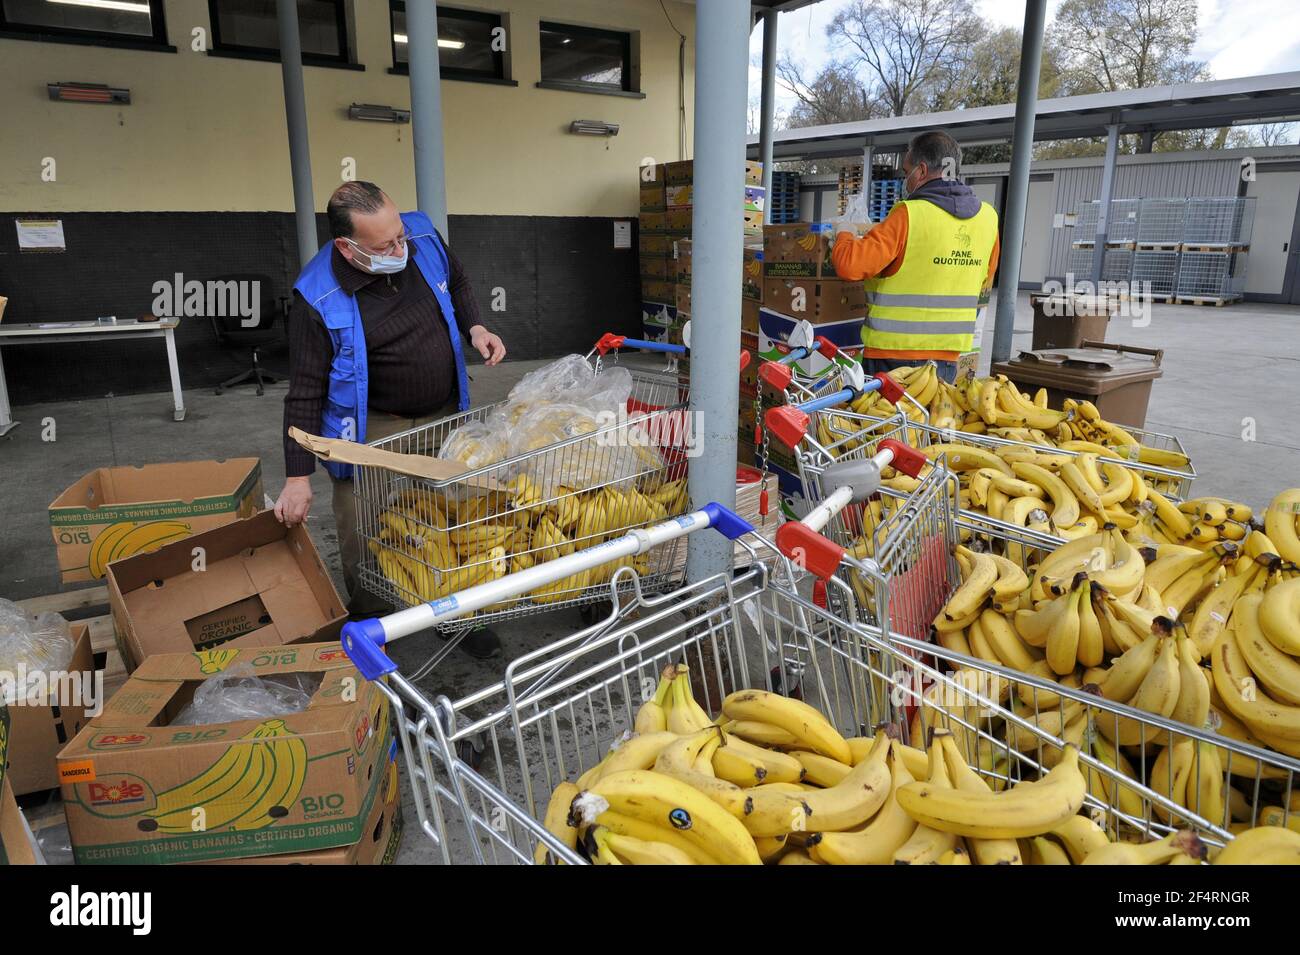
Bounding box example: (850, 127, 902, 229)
(989, 0, 1048, 363)
(277, 0, 317, 269)
(758, 9, 779, 223)
(686, 0, 750, 583)
(1089, 124, 1121, 287)
(406, 0, 450, 237)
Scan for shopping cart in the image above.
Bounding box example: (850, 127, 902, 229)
(343, 498, 1298, 865)
(352, 331, 745, 647)
(761, 375, 962, 643)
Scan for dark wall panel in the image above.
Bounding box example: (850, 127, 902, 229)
(0, 212, 639, 405)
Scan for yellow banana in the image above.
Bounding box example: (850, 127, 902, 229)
(534, 782, 580, 864)
(721, 689, 851, 764)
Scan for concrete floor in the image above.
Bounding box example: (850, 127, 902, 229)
(3, 291, 1299, 864)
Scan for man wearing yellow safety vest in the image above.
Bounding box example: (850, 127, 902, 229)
(832, 131, 1000, 383)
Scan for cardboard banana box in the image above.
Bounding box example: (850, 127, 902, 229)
(48, 458, 262, 584)
(202, 742, 403, 865)
(56, 642, 391, 865)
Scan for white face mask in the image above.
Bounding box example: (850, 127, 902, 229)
(346, 238, 408, 275)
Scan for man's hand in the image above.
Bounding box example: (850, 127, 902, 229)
(275, 476, 313, 526)
(469, 326, 506, 366)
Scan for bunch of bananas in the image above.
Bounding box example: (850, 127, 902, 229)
(847, 365, 1189, 469)
(926, 486, 1300, 829)
(368, 475, 690, 613)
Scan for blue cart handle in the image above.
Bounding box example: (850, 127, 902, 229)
(594, 332, 686, 356)
(795, 376, 885, 414)
(342, 502, 754, 680)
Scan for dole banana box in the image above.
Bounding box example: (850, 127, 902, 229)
(202, 740, 403, 865)
(56, 642, 391, 865)
(49, 459, 263, 584)
(106, 509, 346, 673)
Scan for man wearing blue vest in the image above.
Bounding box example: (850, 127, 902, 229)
(275, 181, 506, 658)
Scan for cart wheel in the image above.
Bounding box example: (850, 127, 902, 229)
(456, 733, 488, 771)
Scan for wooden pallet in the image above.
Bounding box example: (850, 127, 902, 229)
(16, 584, 127, 701)
(1179, 244, 1249, 254)
(1136, 242, 1181, 251)
(1174, 295, 1238, 306)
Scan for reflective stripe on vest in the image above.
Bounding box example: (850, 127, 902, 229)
(862, 198, 998, 355)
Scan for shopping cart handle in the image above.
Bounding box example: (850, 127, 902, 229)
(873, 372, 906, 404)
(341, 618, 396, 680)
(775, 521, 845, 581)
(764, 404, 811, 447)
(596, 333, 688, 356)
(878, 438, 928, 478)
(340, 503, 754, 680)
(759, 360, 795, 391)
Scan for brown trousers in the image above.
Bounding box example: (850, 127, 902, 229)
(331, 407, 450, 615)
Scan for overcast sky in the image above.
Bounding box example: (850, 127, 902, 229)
(749, 0, 1300, 118)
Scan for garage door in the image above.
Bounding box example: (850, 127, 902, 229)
(1245, 169, 1300, 297)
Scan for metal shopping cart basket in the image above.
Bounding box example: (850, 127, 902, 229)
(760, 369, 962, 644)
(340, 490, 1299, 864)
(351, 330, 744, 649)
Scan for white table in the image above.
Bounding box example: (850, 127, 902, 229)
(0, 318, 185, 435)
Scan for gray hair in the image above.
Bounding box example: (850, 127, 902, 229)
(906, 131, 962, 179)
(327, 181, 388, 238)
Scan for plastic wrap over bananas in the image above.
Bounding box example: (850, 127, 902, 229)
(0, 597, 75, 703)
(172, 663, 320, 725)
(438, 354, 660, 492)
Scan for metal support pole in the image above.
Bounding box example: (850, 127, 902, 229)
(277, 0, 317, 270)
(989, 0, 1047, 364)
(686, 0, 749, 584)
(758, 9, 778, 224)
(407, 0, 450, 237)
(1089, 124, 1121, 287)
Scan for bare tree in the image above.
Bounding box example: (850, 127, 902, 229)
(829, 0, 981, 117)
(777, 54, 883, 128)
(1051, 0, 1205, 94)
(1247, 123, 1299, 147)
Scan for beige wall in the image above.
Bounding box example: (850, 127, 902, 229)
(0, 0, 695, 216)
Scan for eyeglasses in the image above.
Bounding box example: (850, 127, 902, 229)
(348, 232, 411, 257)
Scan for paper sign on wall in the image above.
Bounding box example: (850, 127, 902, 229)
(613, 221, 632, 249)
(16, 219, 66, 252)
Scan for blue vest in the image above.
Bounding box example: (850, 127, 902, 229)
(293, 211, 472, 479)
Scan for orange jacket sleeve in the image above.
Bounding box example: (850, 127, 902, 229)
(831, 205, 908, 281)
(985, 232, 1001, 291)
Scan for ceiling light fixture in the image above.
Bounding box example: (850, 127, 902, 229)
(391, 33, 464, 49)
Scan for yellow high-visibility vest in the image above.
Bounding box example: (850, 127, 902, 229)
(863, 199, 999, 354)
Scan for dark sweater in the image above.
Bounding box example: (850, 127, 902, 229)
(283, 235, 486, 477)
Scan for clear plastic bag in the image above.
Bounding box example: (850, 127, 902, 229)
(437, 419, 509, 471)
(835, 193, 874, 234)
(0, 598, 75, 685)
(171, 663, 319, 726)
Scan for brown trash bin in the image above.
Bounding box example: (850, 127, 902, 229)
(1029, 293, 1115, 350)
(991, 341, 1163, 429)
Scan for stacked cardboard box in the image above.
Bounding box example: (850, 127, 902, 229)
(44, 510, 392, 866)
(5, 622, 94, 795)
(639, 160, 764, 343)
